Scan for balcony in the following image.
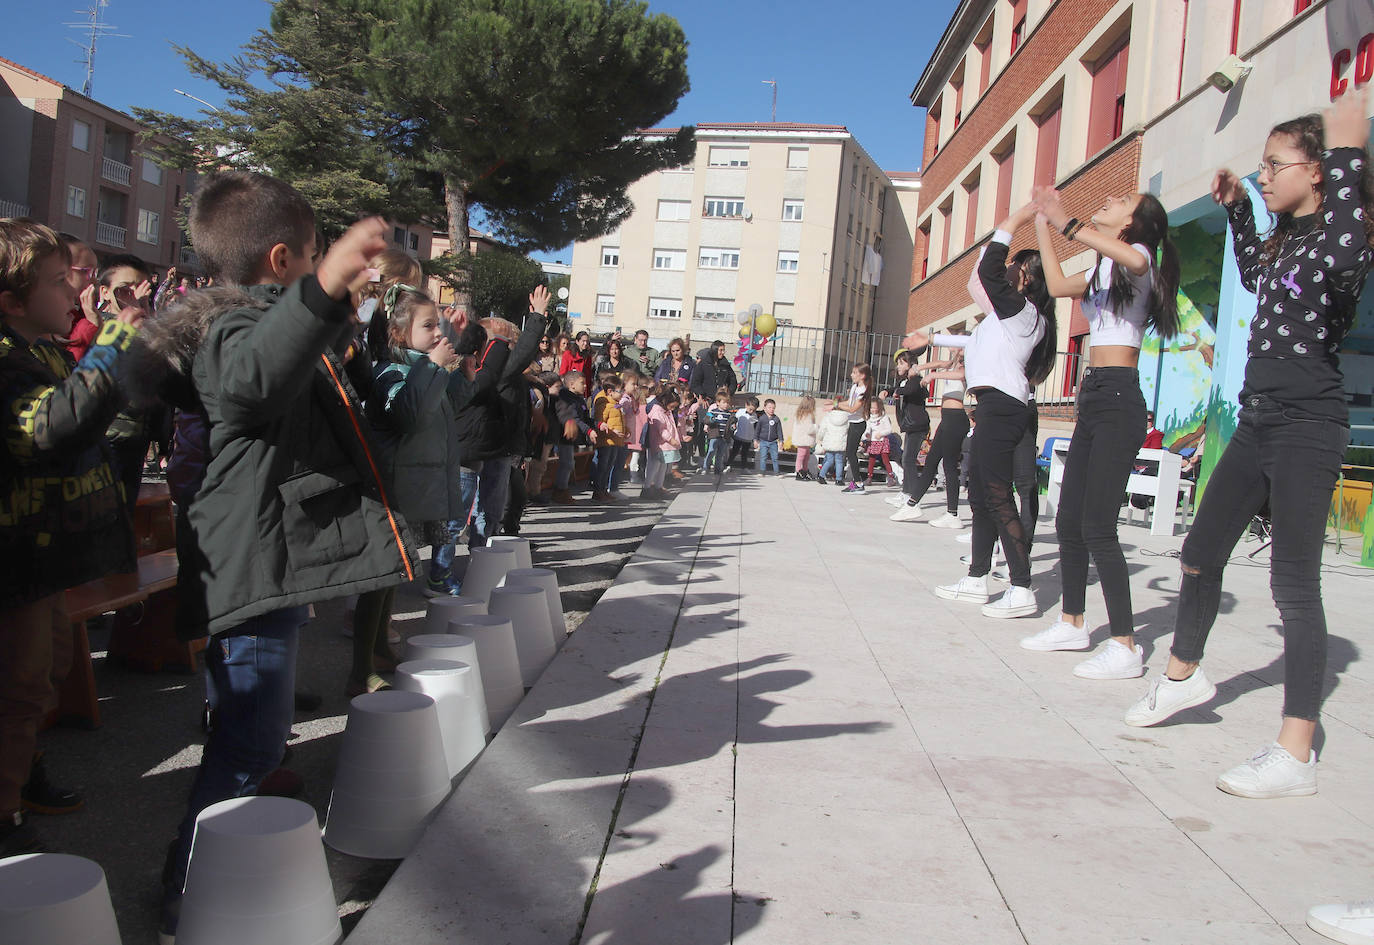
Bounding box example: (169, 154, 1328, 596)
(96, 221, 126, 248)
(101, 156, 132, 186)
(0, 198, 30, 218)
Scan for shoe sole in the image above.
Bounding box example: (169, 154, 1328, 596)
(890, 513, 924, 522)
(932, 587, 989, 603)
(982, 603, 1037, 618)
(1020, 636, 1091, 652)
(1124, 681, 1218, 727)
(20, 799, 84, 815)
(1215, 779, 1316, 799)
(1073, 663, 1145, 680)
(930, 520, 964, 528)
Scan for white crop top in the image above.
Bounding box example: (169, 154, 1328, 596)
(1082, 243, 1153, 348)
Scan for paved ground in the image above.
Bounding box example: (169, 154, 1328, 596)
(31, 484, 675, 943)
(350, 471, 1374, 945)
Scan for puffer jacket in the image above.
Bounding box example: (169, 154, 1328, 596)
(790, 415, 818, 448)
(689, 347, 738, 401)
(592, 390, 627, 447)
(457, 313, 546, 463)
(133, 278, 419, 636)
(0, 319, 137, 607)
(819, 409, 851, 452)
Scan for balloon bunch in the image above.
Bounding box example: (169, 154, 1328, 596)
(733, 303, 778, 367)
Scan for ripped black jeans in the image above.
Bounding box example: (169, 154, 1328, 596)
(967, 389, 1033, 588)
(1171, 395, 1348, 721)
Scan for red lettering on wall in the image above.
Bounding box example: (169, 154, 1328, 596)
(1356, 32, 1374, 84)
(1332, 48, 1351, 99)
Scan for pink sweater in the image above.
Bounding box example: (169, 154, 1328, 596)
(646, 401, 681, 451)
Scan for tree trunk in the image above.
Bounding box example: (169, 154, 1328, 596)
(443, 175, 473, 313)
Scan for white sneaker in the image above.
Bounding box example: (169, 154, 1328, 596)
(982, 585, 1037, 618)
(933, 575, 989, 603)
(1308, 900, 1374, 944)
(893, 468, 904, 486)
(884, 494, 907, 507)
(1073, 638, 1144, 679)
(1020, 620, 1091, 652)
(929, 512, 964, 529)
(1124, 668, 1216, 726)
(955, 531, 973, 545)
(890, 503, 924, 522)
(1216, 742, 1317, 798)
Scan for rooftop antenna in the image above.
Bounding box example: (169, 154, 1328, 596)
(65, 1, 130, 97)
(762, 79, 777, 123)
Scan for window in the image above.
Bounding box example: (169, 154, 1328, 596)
(693, 298, 734, 321)
(964, 176, 980, 246)
(782, 199, 804, 221)
(698, 248, 740, 270)
(994, 141, 1015, 223)
(72, 119, 90, 151)
(878, 188, 887, 213)
(393, 227, 405, 244)
(66, 186, 87, 218)
(777, 251, 799, 273)
(601, 245, 620, 267)
(1087, 36, 1130, 156)
(707, 146, 749, 167)
(847, 210, 854, 235)
(1009, 0, 1027, 54)
(940, 204, 953, 266)
(787, 147, 809, 169)
(702, 197, 745, 218)
(1034, 98, 1062, 187)
(1294, 0, 1314, 11)
(952, 77, 964, 129)
(977, 39, 993, 94)
(596, 295, 615, 315)
(648, 297, 683, 319)
(1230, 0, 1242, 54)
(919, 223, 931, 280)
(141, 160, 163, 186)
(657, 199, 690, 221)
(851, 161, 859, 187)
(136, 209, 160, 245)
(653, 248, 686, 270)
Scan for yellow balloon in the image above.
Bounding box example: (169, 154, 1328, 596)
(755, 313, 777, 337)
(738, 325, 752, 338)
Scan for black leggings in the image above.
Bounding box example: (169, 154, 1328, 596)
(1013, 401, 1039, 553)
(1171, 395, 1347, 721)
(900, 424, 930, 497)
(1055, 368, 1144, 635)
(968, 390, 1033, 587)
(845, 421, 865, 484)
(905, 406, 968, 513)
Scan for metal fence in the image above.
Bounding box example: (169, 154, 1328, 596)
(736, 324, 1084, 416)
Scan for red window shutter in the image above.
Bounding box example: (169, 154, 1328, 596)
(979, 43, 992, 93)
(1087, 39, 1129, 155)
(1009, 0, 1028, 53)
(1034, 104, 1061, 186)
(965, 180, 980, 245)
(995, 149, 1014, 222)
(941, 207, 953, 266)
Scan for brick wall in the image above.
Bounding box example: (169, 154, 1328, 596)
(907, 132, 1142, 331)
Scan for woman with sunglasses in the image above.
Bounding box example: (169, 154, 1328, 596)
(1121, 91, 1373, 800)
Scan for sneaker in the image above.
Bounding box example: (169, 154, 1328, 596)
(884, 494, 907, 507)
(1073, 639, 1144, 679)
(1124, 668, 1216, 726)
(423, 574, 462, 598)
(1020, 620, 1091, 652)
(929, 512, 963, 529)
(21, 751, 82, 815)
(0, 810, 42, 856)
(1217, 743, 1317, 798)
(982, 585, 1037, 618)
(552, 489, 576, 505)
(890, 503, 925, 522)
(955, 531, 973, 544)
(1308, 900, 1374, 944)
(843, 481, 865, 493)
(933, 575, 989, 603)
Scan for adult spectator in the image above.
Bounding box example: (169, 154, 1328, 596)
(690, 339, 738, 402)
(655, 336, 694, 385)
(595, 337, 642, 377)
(624, 329, 661, 375)
(560, 330, 596, 388)
(534, 333, 558, 373)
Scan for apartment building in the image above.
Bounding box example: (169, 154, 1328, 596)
(567, 123, 920, 349)
(0, 57, 191, 270)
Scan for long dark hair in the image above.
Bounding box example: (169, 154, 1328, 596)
(1009, 249, 1059, 386)
(851, 363, 875, 416)
(1263, 113, 1374, 343)
(1084, 193, 1181, 338)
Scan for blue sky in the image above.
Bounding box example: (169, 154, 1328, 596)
(6, 0, 958, 262)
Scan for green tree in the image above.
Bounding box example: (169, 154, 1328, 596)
(469, 249, 548, 322)
(137, 0, 694, 272)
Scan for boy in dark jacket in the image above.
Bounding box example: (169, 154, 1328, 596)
(552, 370, 598, 503)
(153, 172, 411, 938)
(0, 220, 140, 855)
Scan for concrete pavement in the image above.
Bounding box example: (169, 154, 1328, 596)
(354, 471, 1374, 945)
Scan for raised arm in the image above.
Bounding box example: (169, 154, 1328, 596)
(1320, 87, 1373, 283)
(1033, 186, 1148, 283)
(978, 203, 1039, 319)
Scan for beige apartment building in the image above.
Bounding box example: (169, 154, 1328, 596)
(0, 57, 191, 271)
(567, 123, 920, 356)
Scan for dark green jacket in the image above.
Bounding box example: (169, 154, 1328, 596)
(0, 320, 137, 608)
(183, 278, 418, 635)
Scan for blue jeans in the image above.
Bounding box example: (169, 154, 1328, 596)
(167, 605, 307, 895)
(470, 456, 512, 548)
(593, 445, 617, 493)
(610, 445, 628, 491)
(757, 440, 779, 473)
(433, 466, 481, 579)
(555, 444, 575, 490)
(819, 451, 843, 481)
(702, 439, 725, 473)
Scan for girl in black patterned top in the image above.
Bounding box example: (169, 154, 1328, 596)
(1124, 90, 1374, 801)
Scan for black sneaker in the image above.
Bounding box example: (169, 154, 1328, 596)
(0, 810, 43, 855)
(22, 751, 82, 815)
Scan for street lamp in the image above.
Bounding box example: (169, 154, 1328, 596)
(173, 88, 215, 110)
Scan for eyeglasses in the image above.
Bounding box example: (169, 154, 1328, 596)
(1257, 158, 1317, 179)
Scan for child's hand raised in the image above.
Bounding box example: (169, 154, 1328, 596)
(529, 284, 551, 316)
(1325, 83, 1370, 151)
(318, 217, 389, 300)
(428, 337, 457, 369)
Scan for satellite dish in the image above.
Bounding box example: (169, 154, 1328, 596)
(557, 286, 569, 300)
(744, 211, 753, 222)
